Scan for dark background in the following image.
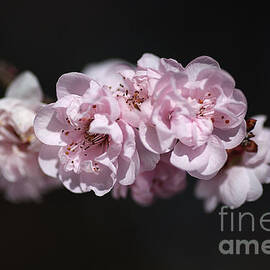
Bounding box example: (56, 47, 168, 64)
(1, 2, 270, 269)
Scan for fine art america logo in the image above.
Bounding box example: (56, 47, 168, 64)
(218, 206, 270, 255)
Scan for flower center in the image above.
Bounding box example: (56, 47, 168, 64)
(115, 82, 148, 111)
(196, 92, 216, 120)
(61, 117, 110, 158)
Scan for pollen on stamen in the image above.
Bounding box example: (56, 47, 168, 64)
(65, 151, 69, 155)
(92, 105, 96, 109)
(225, 120, 230, 124)
(65, 131, 69, 135)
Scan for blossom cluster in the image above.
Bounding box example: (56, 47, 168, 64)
(0, 54, 269, 212)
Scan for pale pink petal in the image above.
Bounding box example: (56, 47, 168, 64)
(137, 53, 160, 70)
(246, 169, 263, 202)
(160, 58, 184, 73)
(135, 129, 160, 172)
(116, 120, 139, 185)
(171, 136, 227, 180)
(80, 164, 116, 196)
(6, 71, 43, 103)
(185, 56, 220, 81)
(214, 121, 246, 149)
(38, 145, 60, 178)
(58, 167, 85, 193)
(117, 151, 140, 185)
(219, 166, 250, 209)
(139, 122, 174, 154)
(56, 72, 92, 99)
(34, 104, 67, 146)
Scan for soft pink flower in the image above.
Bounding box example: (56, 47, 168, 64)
(195, 115, 270, 212)
(112, 154, 186, 206)
(34, 72, 140, 196)
(83, 57, 161, 171)
(83, 54, 182, 128)
(139, 56, 247, 180)
(0, 71, 59, 202)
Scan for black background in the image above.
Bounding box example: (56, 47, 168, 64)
(1, 2, 270, 269)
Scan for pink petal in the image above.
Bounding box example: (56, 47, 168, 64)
(135, 129, 160, 172)
(214, 121, 246, 149)
(117, 151, 140, 185)
(38, 145, 60, 178)
(160, 58, 184, 73)
(246, 169, 263, 202)
(6, 71, 43, 103)
(58, 167, 85, 193)
(139, 122, 174, 154)
(34, 104, 67, 146)
(56, 72, 92, 99)
(219, 166, 249, 209)
(171, 136, 227, 180)
(185, 56, 220, 81)
(80, 165, 116, 196)
(137, 53, 160, 70)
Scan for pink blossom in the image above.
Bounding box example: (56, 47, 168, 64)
(83, 54, 182, 128)
(83, 57, 161, 171)
(195, 115, 270, 212)
(34, 72, 140, 196)
(139, 56, 247, 179)
(0, 71, 60, 202)
(112, 154, 186, 206)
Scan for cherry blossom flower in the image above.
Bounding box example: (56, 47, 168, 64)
(112, 153, 186, 206)
(83, 54, 183, 128)
(34, 72, 140, 196)
(83, 57, 161, 171)
(139, 56, 247, 180)
(0, 71, 59, 202)
(195, 116, 270, 212)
